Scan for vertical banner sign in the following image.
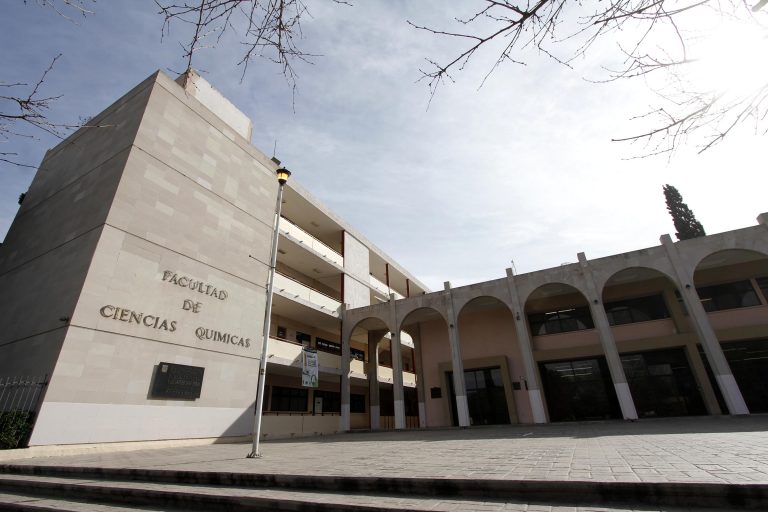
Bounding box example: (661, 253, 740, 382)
(302, 347, 318, 388)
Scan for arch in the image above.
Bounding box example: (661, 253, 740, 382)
(600, 266, 682, 328)
(398, 306, 453, 428)
(450, 279, 514, 316)
(456, 295, 523, 425)
(694, 248, 768, 278)
(692, 245, 768, 274)
(524, 282, 594, 337)
(693, 249, 768, 312)
(397, 306, 448, 334)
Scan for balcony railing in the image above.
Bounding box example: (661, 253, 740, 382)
(280, 217, 343, 267)
(268, 337, 413, 385)
(369, 275, 404, 300)
(273, 272, 342, 313)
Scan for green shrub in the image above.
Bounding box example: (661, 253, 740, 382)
(0, 411, 34, 450)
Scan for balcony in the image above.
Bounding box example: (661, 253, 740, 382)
(370, 275, 404, 300)
(273, 272, 341, 314)
(268, 337, 413, 385)
(280, 216, 343, 267)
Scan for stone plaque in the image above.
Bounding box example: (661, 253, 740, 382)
(151, 362, 204, 400)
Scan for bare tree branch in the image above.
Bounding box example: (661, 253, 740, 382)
(155, 0, 350, 93)
(411, 0, 768, 155)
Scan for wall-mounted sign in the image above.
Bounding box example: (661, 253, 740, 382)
(99, 305, 177, 332)
(151, 362, 205, 399)
(161, 270, 228, 300)
(302, 348, 318, 388)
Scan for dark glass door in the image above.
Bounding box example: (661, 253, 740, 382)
(699, 339, 768, 413)
(540, 357, 621, 422)
(448, 367, 510, 426)
(620, 347, 706, 418)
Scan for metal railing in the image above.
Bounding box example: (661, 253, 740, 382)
(0, 375, 48, 450)
(273, 272, 342, 312)
(279, 217, 344, 267)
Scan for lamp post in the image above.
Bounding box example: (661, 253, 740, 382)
(248, 166, 291, 458)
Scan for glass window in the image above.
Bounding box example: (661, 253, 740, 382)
(620, 348, 706, 418)
(528, 306, 594, 335)
(696, 280, 760, 312)
(296, 331, 312, 346)
(316, 337, 341, 355)
(756, 277, 768, 304)
(699, 339, 768, 413)
(351, 348, 366, 361)
(313, 390, 341, 413)
(604, 294, 670, 326)
(269, 386, 307, 412)
(350, 393, 366, 413)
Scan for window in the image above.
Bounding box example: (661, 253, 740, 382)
(756, 277, 768, 303)
(696, 280, 760, 312)
(316, 337, 341, 355)
(604, 294, 670, 326)
(313, 390, 341, 413)
(276, 326, 287, 339)
(296, 331, 312, 346)
(351, 348, 366, 361)
(528, 306, 594, 335)
(269, 386, 307, 412)
(350, 393, 366, 413)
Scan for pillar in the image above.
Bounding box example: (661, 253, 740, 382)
(411, 325, 428, 428)
(367, 331, 381, 430)
(504, 268, 548, 423)
(389, 294, 406, 429)
(577, 253, 639, 420)
(661, 235, 749, 415)
(445, 282, 470, 427)
(340, 306, 351, 431)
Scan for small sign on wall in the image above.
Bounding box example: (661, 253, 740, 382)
(151, 362, 205, 400)
(302, 348, 318, 388)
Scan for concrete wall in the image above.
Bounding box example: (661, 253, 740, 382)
(0, 74, 156, 380)
(10, 71, 282, 446)
(343, 232, 370, 309)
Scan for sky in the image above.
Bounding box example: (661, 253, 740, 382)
(1, 1, 766, 291)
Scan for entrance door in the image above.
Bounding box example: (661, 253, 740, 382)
(620, 347, 706, 418)
(448, 367, 510, 426)
(540, 357, 621, 422)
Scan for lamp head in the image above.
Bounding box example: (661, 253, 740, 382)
(276, 167, 291, 185)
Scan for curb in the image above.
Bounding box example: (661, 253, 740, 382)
(2, 464, 768, 509)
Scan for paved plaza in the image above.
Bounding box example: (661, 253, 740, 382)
(7, 415, 768, 484)
(2, 415, 768, 510)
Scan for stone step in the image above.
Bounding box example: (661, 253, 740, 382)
(0, 476, 742, 512)
(2, 464, 768, 510)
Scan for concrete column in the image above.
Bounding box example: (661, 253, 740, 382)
(389, 294, 406, 429)
(340, 307, 351, 432)
(661, 235, 749, 415)
(390, 331, 406, 429)
(367, 332, 381, 430)
(684, 342, 723, 415)
(411, 325, 428, 428)
(578, 253, 638, 420)
(445, 282, 470, 427)
(504, 268, 548, 423)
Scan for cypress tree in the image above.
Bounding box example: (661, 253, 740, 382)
(663, 184, 706, 240)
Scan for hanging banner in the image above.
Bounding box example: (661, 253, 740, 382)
(302, 347, 318, 388)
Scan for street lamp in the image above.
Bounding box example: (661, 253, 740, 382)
(248, 166, 291, 458)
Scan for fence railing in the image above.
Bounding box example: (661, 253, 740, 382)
(0, 375, 48, 450)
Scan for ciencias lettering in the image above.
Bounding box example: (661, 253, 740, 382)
(99, 305, 177, 332)
(162, 270, 228, 300)
(194, 327, 251, 348)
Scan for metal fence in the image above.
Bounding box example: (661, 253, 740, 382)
(0, 375, 48, 450)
